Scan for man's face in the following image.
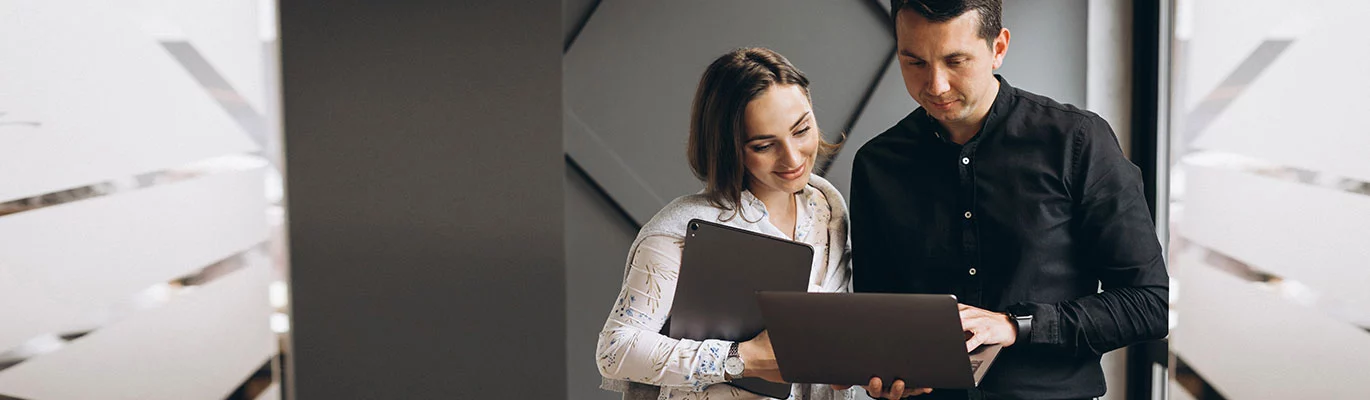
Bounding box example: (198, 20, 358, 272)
(895, 9, 1008, 127)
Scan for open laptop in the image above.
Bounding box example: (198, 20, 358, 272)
(670, 219, 814, 398)
(755, 292, 1002, 389)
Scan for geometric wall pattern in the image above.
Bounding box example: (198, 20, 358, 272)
(564, 0, 1089, 225)
(564, 0, 895, 225)
(1168, 0, 1370, 398)
(0, 0, 282, 398)
(563, 1, 1096, 399)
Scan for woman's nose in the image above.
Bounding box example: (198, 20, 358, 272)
(781, 142, 804, 167)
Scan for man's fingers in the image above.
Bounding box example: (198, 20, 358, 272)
(830, 384, 852, 391)
(965, 329, 987, 352)
(866, 377, 884, 398)
(887, 379, 906, 400)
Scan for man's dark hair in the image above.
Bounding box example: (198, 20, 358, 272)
(890, 0, 1003, 47)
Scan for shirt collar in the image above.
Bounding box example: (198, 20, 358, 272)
(740, 185, 817, 216)
(903, 74, 1016, 145)
(738, 184, 818, 240)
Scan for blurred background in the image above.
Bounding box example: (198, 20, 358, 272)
(1, 0, 1367, 399)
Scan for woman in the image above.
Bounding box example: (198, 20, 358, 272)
(595, 47, 854, 400)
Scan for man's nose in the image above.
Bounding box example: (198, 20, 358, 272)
(927, 66, 952, 97)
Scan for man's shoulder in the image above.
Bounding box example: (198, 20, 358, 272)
(1006, 86, 1108, 135)
(854, 111, 923, 162)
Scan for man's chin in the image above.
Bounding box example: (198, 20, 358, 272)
(930, 109, 968, 124)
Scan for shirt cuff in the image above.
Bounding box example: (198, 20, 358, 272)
(687, 339, 733, 391)
(1009, 302, 1061, 346)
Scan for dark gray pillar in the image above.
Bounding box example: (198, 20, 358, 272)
(280, 1, 564, 398)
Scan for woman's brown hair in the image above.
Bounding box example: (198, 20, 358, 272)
(687, 47, 841, 212)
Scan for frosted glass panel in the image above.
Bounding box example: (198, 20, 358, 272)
(0, 263, 277, 400)
(0, 168, 268, 352)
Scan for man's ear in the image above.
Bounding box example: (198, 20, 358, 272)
(992, 28, 1011, 70)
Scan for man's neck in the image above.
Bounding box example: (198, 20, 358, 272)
(942, 118, 983, 145)
(940, 78, 1000, 145)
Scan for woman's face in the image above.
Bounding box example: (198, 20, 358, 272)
(741, 84, 819, 198)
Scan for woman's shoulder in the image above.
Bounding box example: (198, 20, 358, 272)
(805, 174, 847, 215)
(636, 193, 729, 239)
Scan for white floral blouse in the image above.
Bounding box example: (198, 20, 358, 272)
(597, 185, 835, 400)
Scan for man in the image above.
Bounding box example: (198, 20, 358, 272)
(844, 1, 1169, 399)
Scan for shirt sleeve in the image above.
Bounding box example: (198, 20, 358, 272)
(1012, 115, 1170, 356)
(595, 235, 732, 391)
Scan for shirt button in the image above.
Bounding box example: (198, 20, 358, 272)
(964, 211, 973, 219)
(961, 157, 970, 165)
(969, 268, 978, 276)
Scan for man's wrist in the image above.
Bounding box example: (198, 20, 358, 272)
(1007, 310, 1033, 345)
(736, 339, 769, 378)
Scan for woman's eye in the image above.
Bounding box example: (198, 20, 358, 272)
(752, 144, 771, 152)
(794, 127, 811, 136)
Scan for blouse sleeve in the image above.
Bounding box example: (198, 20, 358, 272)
(595, 235, 732, 391)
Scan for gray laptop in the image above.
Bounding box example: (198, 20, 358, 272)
(670, 219, 813, 398)
(756, 292, 1002, 389)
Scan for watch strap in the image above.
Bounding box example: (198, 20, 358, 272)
(1010, 313, 1033, 343)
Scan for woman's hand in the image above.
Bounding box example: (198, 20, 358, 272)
(738, 330, 786, 383)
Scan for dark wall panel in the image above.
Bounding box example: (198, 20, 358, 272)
(281, 1, 564, 398)
(564, 162, 637, 400)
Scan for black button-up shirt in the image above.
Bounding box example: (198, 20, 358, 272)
(849, 76, 1169, 400)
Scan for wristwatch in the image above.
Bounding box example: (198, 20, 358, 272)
(1007, 309, 1033, 344)
(723, 342, 745, 380)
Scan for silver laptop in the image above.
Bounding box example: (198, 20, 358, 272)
(756, 292, 1002, 389)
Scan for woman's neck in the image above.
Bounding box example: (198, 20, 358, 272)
(749, 185, 795, 230)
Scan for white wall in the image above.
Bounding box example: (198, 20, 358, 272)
(0, 1, 282, 398)
(1168, 0, 1370, 397)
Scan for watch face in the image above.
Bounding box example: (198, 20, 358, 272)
(724, 357, 744, 375)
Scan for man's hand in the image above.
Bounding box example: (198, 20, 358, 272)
(738, 330, 785, 383)
(830, 377, 932, 399)
(959, 303, 1017, 352)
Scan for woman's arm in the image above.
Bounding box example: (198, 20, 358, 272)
(595, 235, 732, 391)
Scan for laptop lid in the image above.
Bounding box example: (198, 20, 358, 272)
(756, 292, 1002, 389)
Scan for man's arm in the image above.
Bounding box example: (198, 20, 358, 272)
(849, 145, 880, 294)
(1008, 115, 1170, 357)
